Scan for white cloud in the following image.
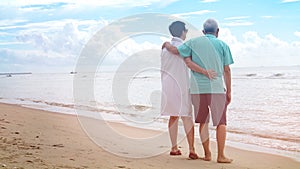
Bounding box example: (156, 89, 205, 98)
(223, 20, 253, 27)
(160, 36, 170, 43)
(281, 0, 299, 3)
(0, 18, 110, 73)
(0, 41, 25, 45)
(157, 0, 179, 7)
(223, 16, 253, 27)
(0, 32, 14, 36)
(102, 28, 300, 68)
(200, 0, 218, 3)
(219, 28, 300, 67)
(0, 15, 164, 72)
(102, 38, 161, 67)
(0, 0, 176, 8)
(294, 31, 300, 37)
(173, 10, 216, 18)
(0, 19, 28, 26)
(14, 20, 106, 58)
(0, 19, 108, 33)
(2, 24, 300, 72)
(0, 47, 75, 73)
(224, 16, 251, 20)
(4, 18, 109, 53)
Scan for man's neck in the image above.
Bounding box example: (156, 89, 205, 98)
(205, 33, 217, 38)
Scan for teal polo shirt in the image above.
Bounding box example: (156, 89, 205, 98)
(177, 34, 234, 94)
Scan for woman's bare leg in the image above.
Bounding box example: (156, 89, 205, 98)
(181, 116, 196, 154)
(169, 116, 179, 152)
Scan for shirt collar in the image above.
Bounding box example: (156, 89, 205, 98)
(171, 37, 184, 43)
(205, 34, 217, 38)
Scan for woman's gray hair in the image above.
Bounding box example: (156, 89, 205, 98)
(203, 19, 218, 34)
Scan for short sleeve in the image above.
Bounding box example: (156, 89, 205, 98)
(177, 40, 192, 58)
(223, 44, 234, 66)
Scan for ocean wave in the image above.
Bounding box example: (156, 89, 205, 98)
(233, 73, 300, 79)
(14, 98, 157, 119)
(128, 104, 152, 111)
(15, 98, 102, 112)
(273, 73, 284, 77)
(227, 128, 299, 143)
(246, 73, 257, 77)
(16, 98, 74, 109)
(132, 76, 151, 79)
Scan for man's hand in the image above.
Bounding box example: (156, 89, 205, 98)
(226, 91, 231, 106)
(205, 69, 217, 80)
(161, 42, 179, 55)
(162, 42, 170, 49)
(224, 65, 232, 106)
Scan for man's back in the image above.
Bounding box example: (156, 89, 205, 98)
(177, 34, 233, 94)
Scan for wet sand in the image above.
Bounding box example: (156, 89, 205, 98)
(0, 103, 299, 169)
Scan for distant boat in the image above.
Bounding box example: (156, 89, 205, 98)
(246, 73, 256, 77)
(0, 72, 31, 77)
(70, 71, 77, 74)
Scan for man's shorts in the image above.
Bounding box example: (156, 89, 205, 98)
(191, 94, 227, 126)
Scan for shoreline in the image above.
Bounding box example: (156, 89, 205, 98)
(0, 102, 299, 168)
(1, 99, 299, 162)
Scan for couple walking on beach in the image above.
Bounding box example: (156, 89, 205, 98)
(161, 18, 234, 163)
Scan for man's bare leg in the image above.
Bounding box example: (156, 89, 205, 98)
(199, 123, 211, 161)
(216, 124, 233, 163)
(181, 116, 197, 158)
(169, 116, 179, 153)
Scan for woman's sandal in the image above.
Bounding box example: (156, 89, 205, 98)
(170, 150, 182, 156)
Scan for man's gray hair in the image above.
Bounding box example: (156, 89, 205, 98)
(203, 19, 218, 34)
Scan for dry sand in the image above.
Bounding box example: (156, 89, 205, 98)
(0, 103, 299, 169)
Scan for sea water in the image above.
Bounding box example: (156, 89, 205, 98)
(0, 66, 299, 161)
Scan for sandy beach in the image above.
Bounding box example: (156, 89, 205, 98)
(0, 103, 299, 169)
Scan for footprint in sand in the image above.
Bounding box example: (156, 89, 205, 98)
(0, 163, 7, 167)
(0, 119, 10, 124)
(52, 144, 64, 148)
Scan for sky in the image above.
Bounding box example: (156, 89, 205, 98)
(0, 0, 300, 73)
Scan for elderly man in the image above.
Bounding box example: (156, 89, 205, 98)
(163, 18, 234, 163)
